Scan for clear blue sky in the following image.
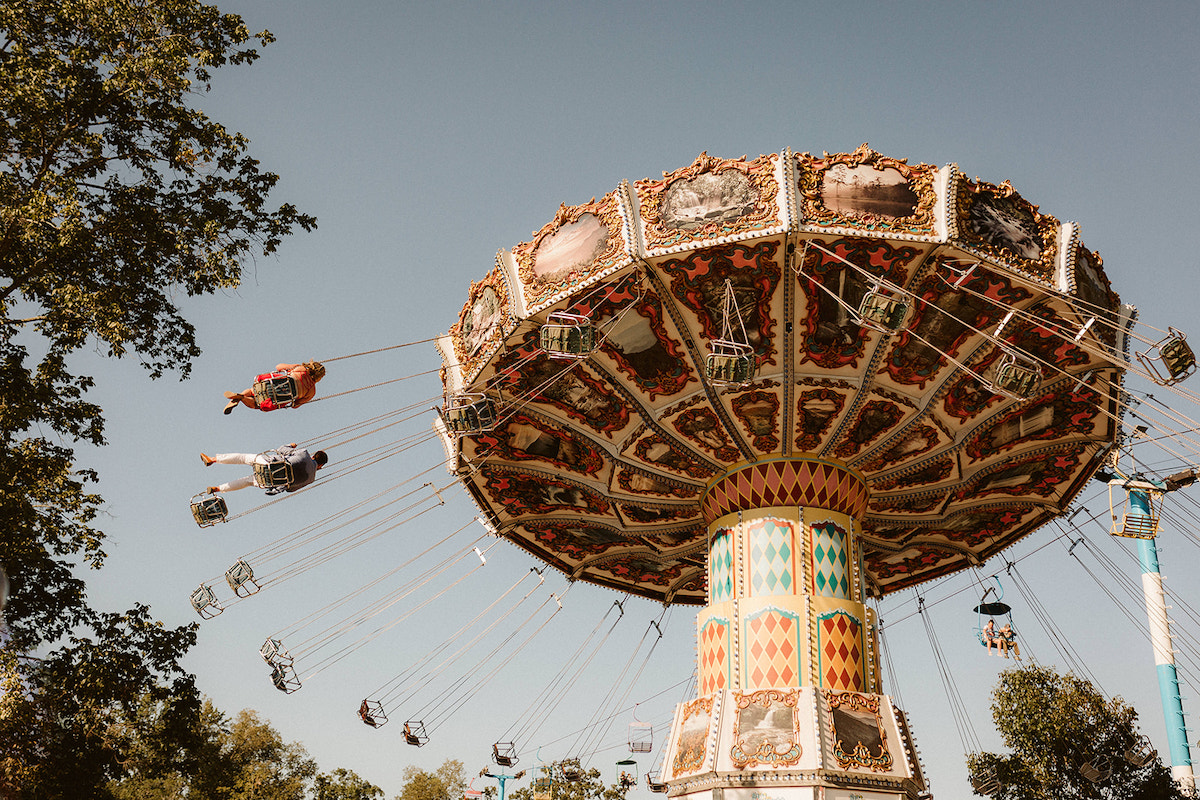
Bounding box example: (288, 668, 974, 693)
(68, 1, 1200, 796)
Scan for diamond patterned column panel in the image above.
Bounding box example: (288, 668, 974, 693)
(741, 602, 803, 690)
(745, 515, 798, 597)
(697, 611, 731, 695)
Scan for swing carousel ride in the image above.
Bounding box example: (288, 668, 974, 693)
(431, 144, 1143, 800)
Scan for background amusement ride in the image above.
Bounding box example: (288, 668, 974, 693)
(184, 145, 1200, 799)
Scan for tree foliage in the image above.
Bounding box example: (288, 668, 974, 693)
(968, 664, 1183, 800)
(506, 766, 629, 800)
(399, 759, 469, 800)
(0, 0, 314, 795)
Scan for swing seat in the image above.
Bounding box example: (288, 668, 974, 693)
(252, 372, 300, 409)
(189, 584, 222, 619)
(540, 312, 596, 360)
(646, 772, 667, 793)
(560, 759, 582, 781)
(269, 661, 301, 694)
(1080, 756, 1112, 783)
(403, 720, 429, 747)
(1124, 736, 1156, 767)
(252, 451, 294, 490)
(990, 352, 1041, 398)
(705, 340, 755, 386)
(225, 559, 261, 597)
(259, 637, 293, 667)
(532, 776, 553, 794)
(358, 699, 388, 728)
(857, 290, 910, 333)
(190, 492, 228, 528)
(493, 741, 518, 767)
(971, 773, 1001, 795)
(1138, 328, 1196, 386)
(440, 393, 497, 436)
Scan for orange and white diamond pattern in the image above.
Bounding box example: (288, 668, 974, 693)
(817, 610, 864, 692)
(703, 459, 868, 523)
(743, 607, 802, 689)
(699, 617, 730, 695)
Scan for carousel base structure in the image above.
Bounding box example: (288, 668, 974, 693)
(657, 685, 927, 800)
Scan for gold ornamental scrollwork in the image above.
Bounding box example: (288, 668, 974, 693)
(825, 690, 893, 772)
(511, 192, 626, 310)
(954, 176, 1059, 282)
(797, 143, 938, 236)
(671, 695, 716, 776)
(450, 268, 511, 375)
(636, 152, 780, 250)
(729, 688, 803, 769)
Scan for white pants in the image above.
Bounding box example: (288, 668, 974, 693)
(213, 452, 266, 492)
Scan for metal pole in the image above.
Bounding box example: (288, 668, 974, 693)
(1130, 487, 1195, 794)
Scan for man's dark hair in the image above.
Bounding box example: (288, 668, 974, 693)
(314, 450, 329, 466)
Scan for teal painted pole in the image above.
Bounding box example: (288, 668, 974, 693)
(1129, 484, 1195, 793)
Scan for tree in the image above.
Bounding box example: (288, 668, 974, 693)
(399, 759, 469, 800)
(967, 664, 1184, 799)
(506, 766, 628, 800)
(0, 0, 314, 794)
(313, 768, 385, 800)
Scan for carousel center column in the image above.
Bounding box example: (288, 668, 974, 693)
(659, 457, 927, 800)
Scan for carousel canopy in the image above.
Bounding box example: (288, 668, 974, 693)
(437, 144, 1129, 603)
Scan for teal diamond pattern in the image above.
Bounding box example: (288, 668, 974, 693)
(710, 530, 734, 602)
(811, 521, 850, 599)
(749, 518, 795, 596)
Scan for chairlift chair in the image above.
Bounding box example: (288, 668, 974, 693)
(645, 771, 667, 793)
(1137, 327, 1197, 386)
(616, 759, 638, 790)
(189, 584, 223, 619)
(251, 371, 300, 409)
(855, 284, 910, 334)
(973, 578, 1014, 654)
(464, 779, 484, 800)
(1080, 755, 1113, 783)
(493, 742, 518, 767)
(1124, 735, 1156, 767)
(403, 720, 430, 747)
(358, 699, 387, 728)
(251, 450, 294, 490)
(540, 312, 597, 360)
(628, 711, 653, 753)
(532, 747, 553, 798)
(1108, 479, 1156, 542)
(988, 350, 1041, 399)
(269, 661, 301, 694)
(440, 393, 498, 437)
(190, 491, 228, 528)
(225, 559, 261, 597)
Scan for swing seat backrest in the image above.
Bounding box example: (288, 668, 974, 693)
(253, 452, 294, 489)
(252, 373, 299, 408)
(191, 494, 228, 527)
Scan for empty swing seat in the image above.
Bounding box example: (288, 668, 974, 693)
(252, 372, 300, 409)
(1118, 509, 1160, 539)
(857, 290, 909, 333)
(189, 584, 222, 619)
(225, 559, 261, 596)
(1080, 756, 1112, 783)
(1138, 328, 1196, 385)
(493, 742, 518, 767)
(540, 312, 596, 359)
(440, 393, 497, 436)
(190, 492, 228, 528)
(646, 772, 667, 793)
(991, 353, 1040, 398)
(628, 720, 653, 753)
(403, 720, 429, 747)
(252, 451, 294, 490)
(559, 759, 582, 781)
(358, 699, 388, 728)
(706, 340, 755, 386)
(259, 637, 293, 667)
(1124, 736, 1156, 766)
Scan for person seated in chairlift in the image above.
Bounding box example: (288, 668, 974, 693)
(201, 444, 327, 495)
(983, 619, 1002, 655)
(999, 622, 1021, 660)
(619, 773, 635, 790)
(222, 361, 326, 414)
